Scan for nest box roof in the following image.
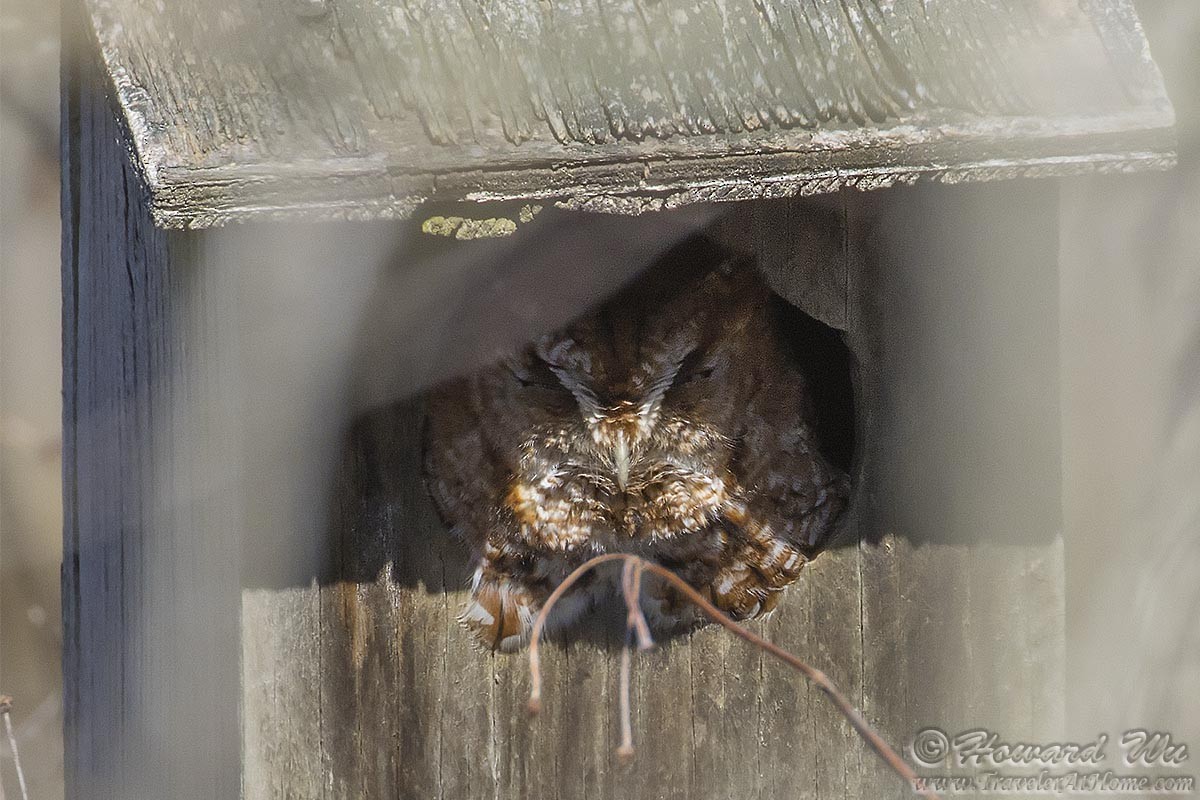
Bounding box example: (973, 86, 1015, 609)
(86, 0, 1176, 228)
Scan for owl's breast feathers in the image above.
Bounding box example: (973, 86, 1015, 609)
(503, 464, 734, 550)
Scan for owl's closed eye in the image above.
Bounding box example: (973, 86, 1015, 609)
(424, 238, 850, 651)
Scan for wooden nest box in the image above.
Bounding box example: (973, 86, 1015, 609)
(62, 1, 1174, 799)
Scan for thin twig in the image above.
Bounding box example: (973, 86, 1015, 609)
(525, 554, 940, 800)
(527, 553, 630, 714)
(617, 560, 648, 764)
(620, 559, 653, 651)
(0, 695, 30, 800)
(616, 628, 635, 762)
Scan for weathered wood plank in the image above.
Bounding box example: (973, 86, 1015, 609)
(81, 0, 1174, 227)
(243, 589, 328, 800)
(850, 182, 1066, 798)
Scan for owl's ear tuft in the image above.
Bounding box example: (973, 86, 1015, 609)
(502, 355, 564, 391)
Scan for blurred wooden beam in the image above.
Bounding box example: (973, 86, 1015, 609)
(61, 4, 242, 796)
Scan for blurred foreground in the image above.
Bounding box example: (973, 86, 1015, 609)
(1, 0, 65, 796)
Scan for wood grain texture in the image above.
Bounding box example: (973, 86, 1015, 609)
(61, 3, 243, 796)
(242, 186, 1065, 799)
(82, 0, 1175, 227)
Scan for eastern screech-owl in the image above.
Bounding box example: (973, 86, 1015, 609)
(423, 239, 849, 650)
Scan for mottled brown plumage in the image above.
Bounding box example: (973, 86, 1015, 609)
(423, 242, 849, 650)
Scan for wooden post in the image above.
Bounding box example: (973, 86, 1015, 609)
(61, 9, 242, 797)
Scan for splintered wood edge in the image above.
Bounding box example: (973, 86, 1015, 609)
(87, 0, 1177, 230)
(144, 137, 1177, 230)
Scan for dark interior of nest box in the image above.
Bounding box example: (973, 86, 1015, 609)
(769, 294, 857, 475)
(312, 183, 1067, 594)
(328, 197, 864, 589)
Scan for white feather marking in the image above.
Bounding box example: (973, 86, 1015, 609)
(459, 600, 496, 627)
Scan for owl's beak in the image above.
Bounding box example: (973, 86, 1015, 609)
(613, 433, 631, 492)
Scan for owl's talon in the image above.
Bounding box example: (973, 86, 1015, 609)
(704, 532, 806, 621)
(459, 575, 538, 651)
(709, 587, 783, 621)
(757, 590, 783, 616)
(713, 590, 764, 621)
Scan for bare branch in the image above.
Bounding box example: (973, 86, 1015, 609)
(617, 629, 635, 763)
(0, 694, 30, 800)
(525, 553, 940, 800)
(620, 559, 653, 652)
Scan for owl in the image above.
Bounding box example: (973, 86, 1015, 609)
(423, 237, 849, 651)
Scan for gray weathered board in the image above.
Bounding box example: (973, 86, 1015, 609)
(84, 0, 1175, 227)
(240, 182, 1065, 800)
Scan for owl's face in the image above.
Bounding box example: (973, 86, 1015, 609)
(469, 266, 771, 549)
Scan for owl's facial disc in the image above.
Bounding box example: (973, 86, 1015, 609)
(499, 322, 743, 544)
(581, 350, 700, 495)
(588, 405, 648, 493)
